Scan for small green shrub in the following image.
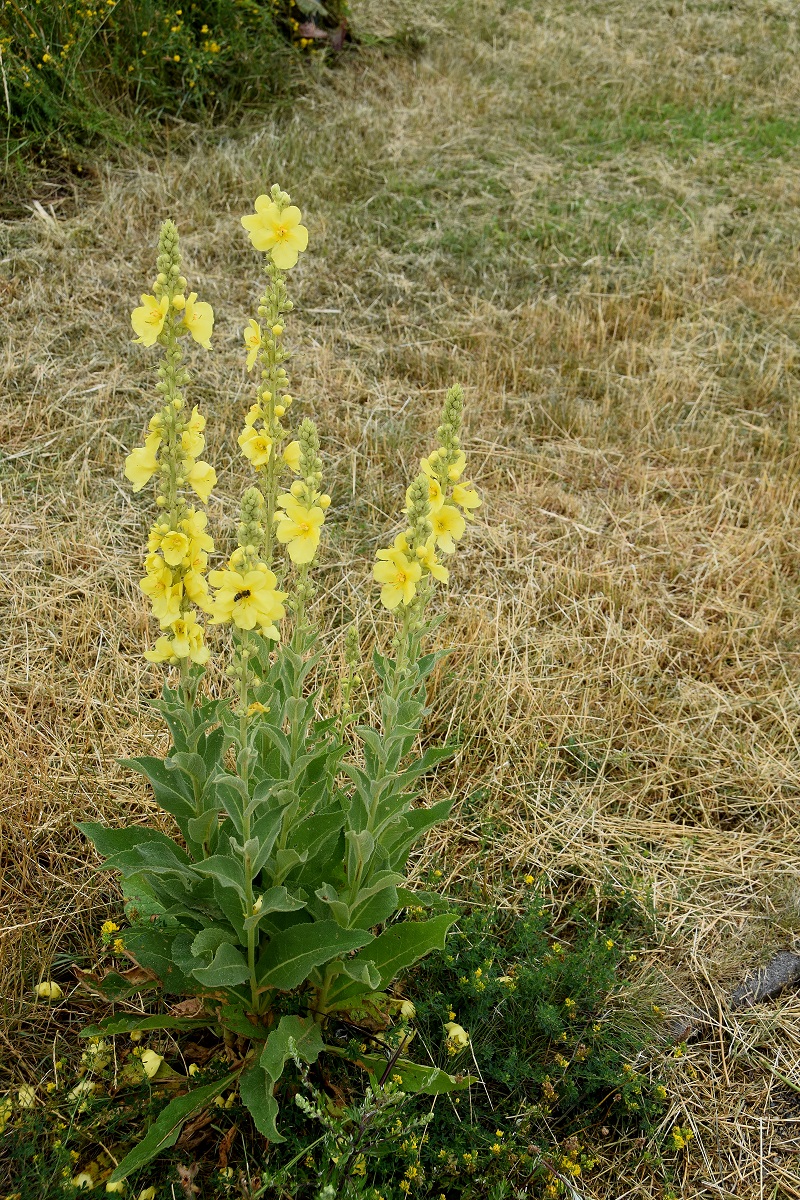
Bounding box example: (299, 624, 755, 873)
(0, 0, 348, 160)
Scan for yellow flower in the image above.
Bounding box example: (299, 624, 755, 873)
(283, 440, 301, 473)
(105, 1181, 125, 1194)
(443, 1021, 469, 1049)
(181, 508, 214, 555)
(140, 1049, 163, 1079)
(184, 568, 211, 611)
(101, 920, 120, 935)
(181, 293, 214, 349)
(35, 981, 63, 1001)
(208, 567, 286, 632)
(72, 1174, 95, 1191)
(145, 612, 209, 664)
(244, 402, 263, 427)
(243, 319, 262, 369)
(421, 448, 466, 484)
(241, 197, 309, 269)
(429, 504, 466, 554)
(131, 293, 169, 346)
(140, 568, 182, 628)
(452, 480, 481, 517)
(416, 537, 448, 583)
(373, 547, 423, 609)
(160, 530, 190, 566)
(238, 426, 273, 467)
(124, 431, 161, 492)
(275, 497, 325, 564)
(182, 426, 205, 458)
(408, 475, 443, 512)
(187, 461, 216, 503)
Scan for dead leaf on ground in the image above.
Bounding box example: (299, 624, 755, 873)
(218, 1123, 237, 1169)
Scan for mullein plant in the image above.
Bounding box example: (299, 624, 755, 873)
(78, 187, 482, 1185)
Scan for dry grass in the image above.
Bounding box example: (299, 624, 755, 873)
(3, 0, 800, 1192)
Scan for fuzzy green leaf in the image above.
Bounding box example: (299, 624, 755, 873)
(260, 1014, 325, 1082)
(350, 1052, 474, 1095)
(239, 1063, 282, 1141)
(257, 921, 374, 990)
(80, 1014, 211, 1037)
(191, 942, 250, 988)
(108, 1075, 236, 1182)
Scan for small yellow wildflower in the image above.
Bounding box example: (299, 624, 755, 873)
(139, 567, 182, 628)
(209, 566, 286, 634)
(35, 980, 63, 1001)
(283, 440, 301, 473)
(145, 612, 209, 665)
(373, 546, 422, 609)
(124, 431, 161, 492)
(140, 1049, 164, 1079)
(159, 530, 190, 567)
(430, 503, 466, 554)
(275, 496, 325, 564)
(181, 293, 214, 349)
(241, 196, 309, 268)
(101, 920, 119, 936)
(243, 319, 262, 369)
(131, 293, 169, 346)
(443, 1020, 469, 1051)
(238, 426, 273, 467)
(451, 480, 481, 517)
(186, 460, 217, 504)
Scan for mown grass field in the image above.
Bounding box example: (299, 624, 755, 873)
(3, 0, 800, 1194)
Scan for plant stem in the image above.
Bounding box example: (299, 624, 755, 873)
(238, 630, 259, 1012)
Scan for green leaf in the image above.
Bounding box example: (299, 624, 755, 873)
(338, 958, 381, 990)
(80, 1014, 210, 1037)
(271, 847, 307, 886)
(349, 1052, 473, 1095)
(191, 926, 239, 958)
(193, 854, 247, 903)
(77, 822, 181, 861)
(121, 757, 196, 823)
(122, 925, 195, 995)
(186, 809, 221, 853)
(395, 887, 438, 908)
(250, 808, 287, 875)
(243, 885, 305, 932)
(348, 884, 398, 931)
(191, 942, 250, 988)
(108, 1074, 236, 1182)
(239, 1063, 282, 1142)
(260, 1014, 325, 1082)
(342, 914, 456, 990)
(257, 921, 374, 991)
